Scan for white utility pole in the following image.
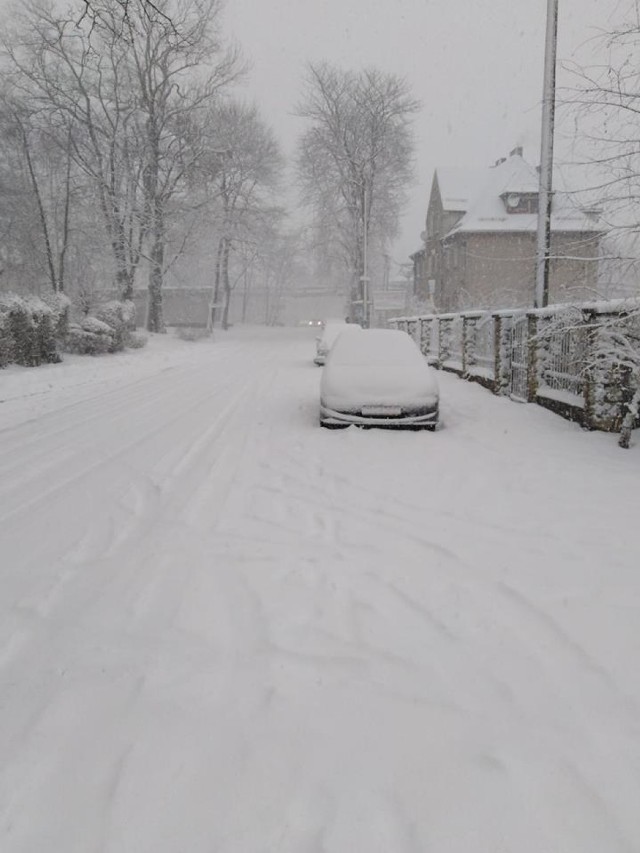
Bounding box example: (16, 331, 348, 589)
(535, 0, 559, 308)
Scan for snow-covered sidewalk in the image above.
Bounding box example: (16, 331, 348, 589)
(1, 326, 639, 852)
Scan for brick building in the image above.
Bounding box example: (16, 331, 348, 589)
(416, 148, 604, 312)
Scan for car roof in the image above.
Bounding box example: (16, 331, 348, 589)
(329, 328, 421, 362)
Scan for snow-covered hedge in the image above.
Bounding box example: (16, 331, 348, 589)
(0, 293, 65, 367)
(0, 312, 11, 368)
(93, 300, 137, 352)
(65, 319, 114, 355)
(63, 300, 141, 356)
(0, 294, 144, 365)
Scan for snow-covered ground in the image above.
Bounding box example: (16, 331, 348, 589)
(1, 326, 639, 853)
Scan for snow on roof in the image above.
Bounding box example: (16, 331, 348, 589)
(445, 154, 603, 236)
(435, 167, 486, 212)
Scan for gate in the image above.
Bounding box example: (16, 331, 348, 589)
(510, 315, 529, 402)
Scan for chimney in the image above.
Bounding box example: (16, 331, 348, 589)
(510, 146, 523, 158)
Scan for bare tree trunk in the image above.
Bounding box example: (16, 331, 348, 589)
(20, 123, 59, 292)
(114, 233, 135, 300)
(146, 200, 165, 333)
(241, 266, 250, 322)
(221, 236, 231, 330)
(208, 236, 225, 331)
(56, 126, 74, 293)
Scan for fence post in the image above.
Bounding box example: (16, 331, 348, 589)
(526, 313, 539, 402)
(494, 314, 510, 395)
(438, 317, 450, 365)
(462, 314, 475, 377)
(419, 317, 431, 356)
(583, 309, 598, 428)
(583, 308, 634, 432)
(433, 316, 440, 365)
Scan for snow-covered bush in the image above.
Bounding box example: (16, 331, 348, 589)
(43, 292, 72, 341)
(0, 312, 11, 368)
(65, 319, 114, 355)
(126, 330, 148, 349)
(0, 295, 35, 366)
(92, 300, 137, 351)
(94, 301, 128, 352)
(25, 297, 62, 366)
(64, 302, 144, 356)
(0, 293, 68, 367)
(80, 316, 114, 336)
(586, 310, 640, 446)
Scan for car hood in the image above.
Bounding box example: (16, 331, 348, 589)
(321, 363, 439, 408)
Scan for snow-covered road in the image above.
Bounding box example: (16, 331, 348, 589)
(1, 327, 639, 852)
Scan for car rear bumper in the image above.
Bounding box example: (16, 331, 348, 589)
(320, 403, 438, 427)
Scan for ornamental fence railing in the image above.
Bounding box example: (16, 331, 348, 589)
(390, 300, 640, 441)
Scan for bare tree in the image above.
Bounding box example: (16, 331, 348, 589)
(296, 62, 418, 324)
(3, 0, 242, 330)
(3, 3, 149, 300)
(203, 100, 283, 330)
(561, 2, 640, 292)
(0, 91, 76, 294)
(559, 2, 640, 444)
(116, 0, 242, 330)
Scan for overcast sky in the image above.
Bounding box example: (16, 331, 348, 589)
(223, 0, 624, 266)
(0, 0, 626, 268)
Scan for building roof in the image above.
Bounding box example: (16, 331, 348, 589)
(440, 153, 603, 236)
(435, 168, 486, 212)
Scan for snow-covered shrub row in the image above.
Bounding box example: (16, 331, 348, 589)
(63, 300, 141, 356)
(0, 312, 11, 368)
(0, 293, 70, 367)
(0, 294, 144, 364)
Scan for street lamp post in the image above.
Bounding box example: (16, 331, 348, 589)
(535, 0, 559, 309)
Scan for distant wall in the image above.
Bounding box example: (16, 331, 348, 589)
(129, 287, 347, 328)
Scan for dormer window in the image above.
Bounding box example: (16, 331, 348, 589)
(500, 191, 539, 214)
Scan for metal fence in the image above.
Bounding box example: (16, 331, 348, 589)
(536, 311, 588, 402)
(390, 300, 640, 435)
(468, 314, 495, 378)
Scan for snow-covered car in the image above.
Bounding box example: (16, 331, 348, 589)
(313, 321, 359, 366)
(319, 328, 439, 429)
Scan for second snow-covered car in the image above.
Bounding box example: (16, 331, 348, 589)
(319, 328, 439, 429)
(313, 320, 359, 366)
